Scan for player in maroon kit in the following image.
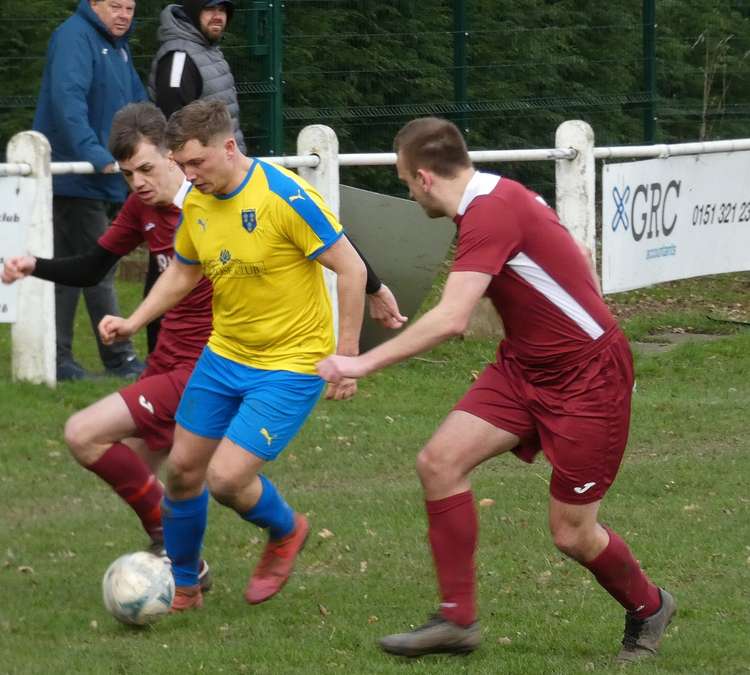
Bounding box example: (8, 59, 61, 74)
(2, 103, 405, 575)
(3, 103, 214, 586)
(316, 117, 675, 664)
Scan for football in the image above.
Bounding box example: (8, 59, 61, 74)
(102, 551, 175, 625)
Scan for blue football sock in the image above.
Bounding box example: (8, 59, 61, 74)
(241, 474, 295, 540)
(162, 488, 209, 587)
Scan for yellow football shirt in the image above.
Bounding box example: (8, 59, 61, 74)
(174, 159, 343, 374)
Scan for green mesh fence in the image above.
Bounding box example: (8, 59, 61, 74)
(2, 0, 749, 201)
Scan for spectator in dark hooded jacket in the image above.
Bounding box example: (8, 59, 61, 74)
(144, 1, 245, 352)
(148, 0, 245, 152)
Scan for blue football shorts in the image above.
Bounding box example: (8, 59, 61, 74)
(175, 346, 326, 460)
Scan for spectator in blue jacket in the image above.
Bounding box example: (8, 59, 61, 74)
(33, 0, 147, 381)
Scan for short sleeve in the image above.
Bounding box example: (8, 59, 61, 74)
(274, 187, 343, 259)
(174, 211, 200, 264)
(98, 195, 144, 256)
(452, 196, 522, 275)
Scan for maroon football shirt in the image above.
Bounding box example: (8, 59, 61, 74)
(98, 189, 212, 370)
(452, 172, 617, 368)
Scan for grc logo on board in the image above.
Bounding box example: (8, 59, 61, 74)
(611, 180, 681, 241)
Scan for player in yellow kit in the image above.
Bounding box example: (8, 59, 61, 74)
(100, 99, 367, 611)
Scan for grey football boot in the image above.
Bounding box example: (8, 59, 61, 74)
(616, 588, 676, 664)
(379, 613, 480, 657)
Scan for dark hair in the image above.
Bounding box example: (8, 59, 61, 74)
(108, 103, 168, 162)
(165, 99, 233, 152)
(393, 117, 472, 178)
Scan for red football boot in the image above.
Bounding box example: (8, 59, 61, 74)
(170, 584, 203, 613)
(244, 513, 309, 605)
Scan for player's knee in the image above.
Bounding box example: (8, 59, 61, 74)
(415, 448, 436, 482)
(205, 465, 241, 506)
(63, 413, 95, 463)
(550, 521, 591, 561)
(165, 454, 204, 495)
(551, 529, 579, 558)
(416, 446, 457, 486)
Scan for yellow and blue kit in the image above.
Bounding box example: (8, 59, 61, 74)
(168, 160, 343, 584)
(174, 158, 344, 375)
(173, 158, 338, 457)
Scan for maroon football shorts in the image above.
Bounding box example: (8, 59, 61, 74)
(454, 330, 634, 504)
(118, 366, 193, 451)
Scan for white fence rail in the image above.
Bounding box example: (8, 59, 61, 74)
(2, 121, 750, 386)
(594, 138, 750, 160)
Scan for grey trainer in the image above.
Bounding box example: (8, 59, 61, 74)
(616, 588, 676, 664)
(379, 614, 480, 657)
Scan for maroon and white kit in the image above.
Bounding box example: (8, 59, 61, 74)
(451, 172, 634, 504)
(98, 182, 213, 450)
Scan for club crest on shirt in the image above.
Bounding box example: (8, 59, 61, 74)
(241, 209, 257, 233)
(219, 249, 232, 264)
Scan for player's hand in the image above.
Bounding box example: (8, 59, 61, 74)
(99, 315, 135, 345)
(324, 377, 358, 400)
(368, 283, 408, 329)
(1, 255, 36, 284)
(317, 354, 368, 383)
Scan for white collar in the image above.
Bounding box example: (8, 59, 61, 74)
(172, 179, 192, 209)
(456, 171, 501, 216)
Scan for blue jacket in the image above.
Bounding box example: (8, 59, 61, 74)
(33, 0, 147, 202)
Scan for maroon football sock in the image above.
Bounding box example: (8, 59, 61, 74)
(583, 527, 661, 618)
(87, 442, 163, 540)
(426, 490, 478, 626)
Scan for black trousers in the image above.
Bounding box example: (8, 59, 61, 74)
(53, 196, 136, 369)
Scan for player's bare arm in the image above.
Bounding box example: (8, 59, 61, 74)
(1, 255, 36, 283)
(317, 270, 491, 384)
(316, 235, 367, 399)
(99, 257, 204, 344)
(367, 283, 408, 329)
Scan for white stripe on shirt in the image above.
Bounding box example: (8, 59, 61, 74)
(507, 252, 605, 339)
(169, 52, 187, 88)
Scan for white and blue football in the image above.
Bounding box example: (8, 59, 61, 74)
(102, 551, 174, 626)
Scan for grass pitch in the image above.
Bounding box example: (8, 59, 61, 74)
(1, 275, 749, 674)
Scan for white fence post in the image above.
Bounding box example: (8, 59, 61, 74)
(555, 120, 596, 257)
(7, 131, 56, 387)
(296, 125, 341, 338)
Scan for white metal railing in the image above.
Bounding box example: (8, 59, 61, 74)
(0, 148, 577, 176)
(594, 138, 750, 160)
(8, 137, 750, 176)
(336, 148, 578, 167)
(3, 123, 750, 386)
(0, 162, 31, 176)
(0, 156, 322, 177)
